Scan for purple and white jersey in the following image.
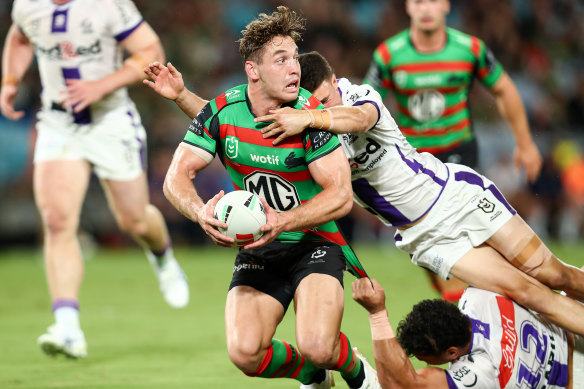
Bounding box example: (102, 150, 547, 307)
(12, 0, 143, 123)
(336, 78, 448, 226)
(446, 288, 570, 389)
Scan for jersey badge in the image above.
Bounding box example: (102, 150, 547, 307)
(225, 136, 239, 159)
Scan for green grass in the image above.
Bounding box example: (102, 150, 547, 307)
(0, 242, 583, 388)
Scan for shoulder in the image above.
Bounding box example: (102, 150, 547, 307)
(383, 29, 410, 53)
(210, 84, 248, 115)
(447, 27, 488, 57)
(338, 78, 382, 106)
(11, 0, 33, 24)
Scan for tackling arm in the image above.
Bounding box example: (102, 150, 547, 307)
(491, 72, 543, 182)
(352, 278, 450, 389)
(0, 23, 34, 120)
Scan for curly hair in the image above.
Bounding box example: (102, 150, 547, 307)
(397, 299, 471, 357)
(298, 51, 335, 93)
(238, 6, 306, 63)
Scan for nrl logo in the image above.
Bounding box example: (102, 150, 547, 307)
(478, 198, 495, 213)
(225, 137, 239, 159)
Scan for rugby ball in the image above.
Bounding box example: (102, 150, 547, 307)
(213, 190, 267, 246)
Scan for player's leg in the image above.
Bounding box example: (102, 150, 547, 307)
(101, 173, 188, 308)
(486, 214, 584, 300)
(450, 245, 584, 336)
(34, 159, 91, 358)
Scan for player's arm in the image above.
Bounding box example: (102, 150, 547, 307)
(243, 145, 352, 249)
(0, 23, 34, 120)
(490, 72, 542, 183)
(352, 278, 450, 389)
(256, 103, 379, 145)
(61, 22, 165, 112)
(143, 61, 208, 119)
(163, 143, 234, 247)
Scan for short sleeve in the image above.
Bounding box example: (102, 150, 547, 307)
(182, 103, 217, 158)
(474, 38, 503, 88)
(302, 129, 341, 165)
(102, 0, 143, 42)
(341, 80, 382, 125)
(11, 0, 26, 32)
(446, 355, 498, 389)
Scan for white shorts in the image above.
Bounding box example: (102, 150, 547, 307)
(394, 163, 516, 280)
(34, 104, 147, 181)
(575, 334, 584, 387)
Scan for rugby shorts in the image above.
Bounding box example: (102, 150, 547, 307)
(394, 163, 516, 280)
(229, 240, 346, 310)
(34, 104, 147, 181)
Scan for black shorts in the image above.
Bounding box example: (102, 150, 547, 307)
(434, 137, 479, 170)
(229, 241, 346, 310)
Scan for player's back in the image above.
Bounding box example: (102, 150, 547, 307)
(448, 287, 570, 389)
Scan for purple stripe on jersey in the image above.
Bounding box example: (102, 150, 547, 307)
(52, 298, 79, 312)
(444, 371, 459, 389)
(453, 172, 517, 215)
(548, 361, 568, 386)
(354, 100, 381, 127)
(51, 9, 69, 33)
(114, 20, 143, 41)
(62, 68, 92, 124)
(396, 145, 447, 187)
(352, 178, 411, 226)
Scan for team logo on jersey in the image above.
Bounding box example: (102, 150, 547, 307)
(297, 95, 308, 106)
(244, 171, 300, 212)
(35, 40, 102, 60)
(81, 19, 93, 34)
(284, 152, 305, 169)
(225, 137, 239, 158)
(408, 90, 445, 122)
(477, 198, 495, 213)
(250, 153, 280, 165)
(394, 70, 408, 88)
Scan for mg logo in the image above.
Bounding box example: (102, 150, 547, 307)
(225, 137, 238, 159)
(243, 171, 300, 212)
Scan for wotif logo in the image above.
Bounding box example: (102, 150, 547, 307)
(251, 154, 280, 165)
(225, 137, 238, 158)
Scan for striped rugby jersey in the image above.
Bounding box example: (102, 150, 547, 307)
(184, 84, 367, 277)
(364, 27, 503, 154)
(446, 288, 570, 389)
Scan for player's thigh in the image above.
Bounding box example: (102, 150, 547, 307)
(100, 173, 149, 222)
(225, 285, 284, 353)
(294, 273, 344, 345)
(33, 159, 91, 226)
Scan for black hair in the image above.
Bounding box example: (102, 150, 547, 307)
(298, 51, 334, 93)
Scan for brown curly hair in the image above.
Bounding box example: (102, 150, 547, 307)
(238, 6, 306, 63)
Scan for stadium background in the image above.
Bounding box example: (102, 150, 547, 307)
(0, 1, 584, 387)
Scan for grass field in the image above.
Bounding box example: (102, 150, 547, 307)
(0, 242, 583, 388)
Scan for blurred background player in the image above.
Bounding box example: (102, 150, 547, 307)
(0, 0, 189, 358)
(156, 6, 379, 389)
(363, 0, 543, 302)
(352, 277, 584, 389)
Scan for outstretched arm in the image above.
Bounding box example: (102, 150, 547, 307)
(491, 72, 542, 183)
(256, 103, 379, 145)
(143, 61, 209, 119)
(0, 23, 34, 120)
(352, 278, 450, 389)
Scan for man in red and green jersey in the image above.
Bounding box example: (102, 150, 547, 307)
(364, 0, 542, 303)
(154, 6, 379, 389)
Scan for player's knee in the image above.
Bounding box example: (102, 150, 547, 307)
(226, 339, 264, 373)
(297, 337, 337, 367)
(39, 207, 75, 236)
(116, 215, 148, 236)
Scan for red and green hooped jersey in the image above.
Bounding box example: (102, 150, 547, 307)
(364, 27, 503, 155)
(183, 84, 367, 278)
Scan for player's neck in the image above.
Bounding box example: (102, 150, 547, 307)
(410, 26, 447, 53)
(247, 84, 283, 117)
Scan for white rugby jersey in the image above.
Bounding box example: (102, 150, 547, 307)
(337, 78, 448, 226)
(12, 0, 143, 124)
(446, 288, 570, 389)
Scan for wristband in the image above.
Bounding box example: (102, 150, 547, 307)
(312, 109, 332, 130)
(1, 75, 19, 86)
(369, 309, 395, 340)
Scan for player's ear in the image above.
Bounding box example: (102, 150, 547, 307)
(331, 74, 338, 87)
(245, 61, 259, 81)
(446, 346, 461, 361)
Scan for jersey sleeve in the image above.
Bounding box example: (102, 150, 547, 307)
(363, 41, 392, 99)
(473, 37, 503, 88)
(341, 80, 382, 126)
(446, 355, 498, 389)
(11, 0, 26, 32)
(302, 129, 341, 165)
(182, 103, 217, 159)
(102, 0, 144, 42)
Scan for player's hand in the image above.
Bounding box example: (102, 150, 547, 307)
(59, 79, 106, 112)
(514, 141, 543, 183)
(255, 107, 311, 145)
(241, 199, 281, 250)
(143, 61, 185, 101)
(352, 278, 387, 314)
(196, 190, 235, 247)
(0, 84, 25, 120)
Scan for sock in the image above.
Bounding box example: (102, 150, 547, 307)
(333, 332, 363, 385)
(149, 240, 172, 268)
(244, 339, 320, 384)
(53, 299, 81, 332)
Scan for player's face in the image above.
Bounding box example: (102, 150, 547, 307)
(256, 35, 300, 104)
(406, 0, 450, 33)
(311, 76, 342, 108)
